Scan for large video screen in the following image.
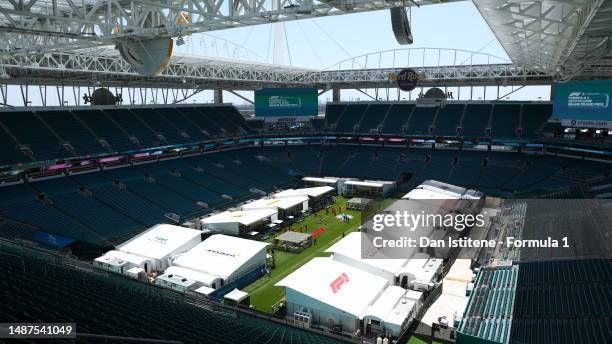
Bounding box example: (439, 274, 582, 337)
(553, 79, 612, 128)
(255, 88, 318, 117)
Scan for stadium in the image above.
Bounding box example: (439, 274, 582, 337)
(0, 0, 611, 343)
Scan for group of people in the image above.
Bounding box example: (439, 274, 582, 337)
(338, 213, 351, 223)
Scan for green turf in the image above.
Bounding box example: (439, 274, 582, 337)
(242, 196, 362, 312)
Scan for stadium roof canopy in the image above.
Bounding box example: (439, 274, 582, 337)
(0, 0, 609, 89)
(473, 0, 612, 81)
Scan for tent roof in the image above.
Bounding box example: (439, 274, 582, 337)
(325, 232, 409, 275)
(172, 234, 268, 280)
(302, 177, 338, 184)
(241, 196, 308, 211)
(224, 288, 249, 302)
(200, 208, 277, 226)
(117, 224, 202, 260)
(362, 286, 422, 327)
(275, 186, 335, 198)
(276, 231, 311, 244)
(276, 257, 388, 318)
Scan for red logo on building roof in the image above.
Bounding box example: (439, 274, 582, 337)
(330, 272, 349, 293)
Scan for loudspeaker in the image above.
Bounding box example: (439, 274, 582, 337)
(390, 7, 413, 45)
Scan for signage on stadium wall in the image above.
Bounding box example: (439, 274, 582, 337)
(389, 69, 419, 91)
(255, 88, 318, 117)
(560, 119, 612, 129)
(553, 79, 612, 128)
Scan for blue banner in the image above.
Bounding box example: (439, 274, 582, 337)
(553, 79, 612, 127)
(255, 88, 318, 117)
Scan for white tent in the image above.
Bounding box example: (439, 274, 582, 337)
(156, 234, 268, 290)
(198, 208, 278, 235)
(241, 196, 309, 215)
(274, 186, 335, 199)
(361, 286, 423, 337)
(302, 176, 339, 187)
(325, 232, 410, 284)
(94, 224, 202, 273)
(276, 257, 389, 334)
(399, 253, 443, 292)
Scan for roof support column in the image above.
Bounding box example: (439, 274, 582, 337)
(213, 89, 223, 104)
(332, 88, 340, 102)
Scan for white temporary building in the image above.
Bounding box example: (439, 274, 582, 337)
(302, 176, 339, 188)
(343, 180, 396, 197)
(326, 233, 441, 291)
(399, 253, 443, 292)
(198, 208, 278, 235)
(276, 257, 389, 334)
(241, 196, 309, 217)
(155, 234, 268, 291)
(402, 188, 457, 200)
(274, 186, 335, 199)
(94, 224, 202, 274)
(403, 180, 484, 200)
(420, 259, 473, 337)
(276, 257, 422, 337)
(362, 287, 423, 337)
(325, 232, 410, 284)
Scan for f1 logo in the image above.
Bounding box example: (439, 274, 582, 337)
(330, 273, 349, 293)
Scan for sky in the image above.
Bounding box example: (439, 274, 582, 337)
(175, 1, 510, 69)
(6, 1, 551, 106)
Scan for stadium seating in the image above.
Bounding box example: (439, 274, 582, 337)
(433, 104, 464, 136)
(490, 103, 521, 138)
(357, 104, 390, 133)
(2, 143, 611, 246)
(461, 104, 491, 137)
(521, 104, 552, 138)
(510, 259, 611, 344)
(406, 107, 436, 135)
(335, 104, 368, 133)
(309, 118, 325, 131)
(176, 106, 224, 136)
(322, 102, 553, 139)
(0, 105, 253, 166)
(103, 108, 163, 147)
(380, 103, 413, 134)
(41, 110, 108, 157)
(0, 147, 296, 245)
(460, 259, 612, 344)
(0, 111, 73, 162)
(0, 244, 343, 344)
(0, 221, 36, 241)
(323, 104, 346, 130)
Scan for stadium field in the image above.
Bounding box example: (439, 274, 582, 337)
(242, 196, 363, 312)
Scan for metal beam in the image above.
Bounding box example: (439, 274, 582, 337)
(0, 0, 461, 56)
(0, 49, 563, 90)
